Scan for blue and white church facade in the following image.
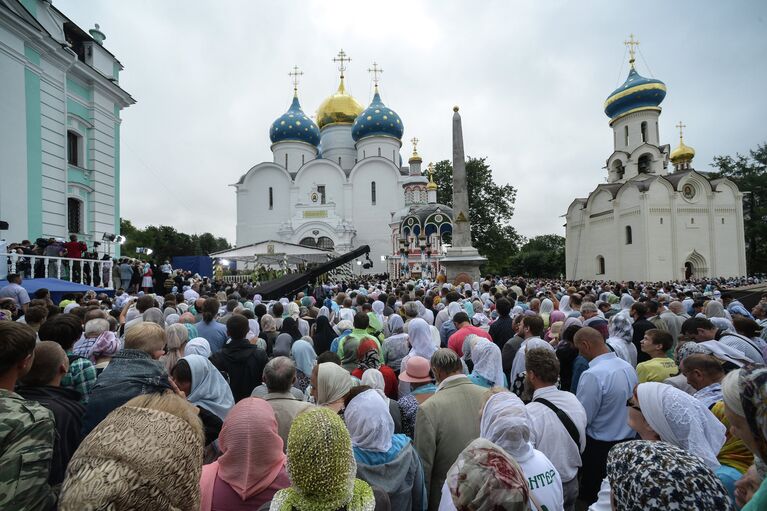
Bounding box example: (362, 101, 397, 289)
(234, 54, 452, 275)
(0, 0, 134, 254)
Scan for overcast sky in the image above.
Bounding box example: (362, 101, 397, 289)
(58, 0, 767, 246)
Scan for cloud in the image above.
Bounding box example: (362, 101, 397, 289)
(56, 0, 767, 244)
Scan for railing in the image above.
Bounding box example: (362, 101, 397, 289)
(222, 275, 254, 285)
(2, 252, 114, 290)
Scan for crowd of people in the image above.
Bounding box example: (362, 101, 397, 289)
(2, 272, 767, 510)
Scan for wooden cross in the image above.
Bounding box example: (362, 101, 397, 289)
(624, 34, 640, 68)
(333, 49, 351, 78)
(676, 121, 687, 140)
(288, 65, 303, 92)
(368, 62, 383, 86)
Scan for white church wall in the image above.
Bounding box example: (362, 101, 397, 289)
(236, 164, 292, 246)
(40, 65, 67, 238)
(271, 141, 316, 173)
(0, 33, 28, 243)
(320, 125, 356, 171)
(356, 137, 401, 166)
(294, 160, 346, 209)
(349, 158, 404, 272)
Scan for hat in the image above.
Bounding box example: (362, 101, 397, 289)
(399, 356, 432, 383)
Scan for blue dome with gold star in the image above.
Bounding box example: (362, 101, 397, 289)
(351, 89, 404, 142)
(604, 67, 666, 120)
(269, 95, 320, 146)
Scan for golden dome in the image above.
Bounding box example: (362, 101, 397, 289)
(426, 180, 438, 191)
(670, 139, 695, 164)
(316, 78, 364, 129)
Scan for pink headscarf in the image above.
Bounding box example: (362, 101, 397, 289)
(199, 398, 286, 507)
(549, 310, 566, 325)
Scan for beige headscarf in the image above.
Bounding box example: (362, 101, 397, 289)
(59, 398, 204, 510)
(317, 362, 352, 406)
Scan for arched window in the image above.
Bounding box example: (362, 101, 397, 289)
(624, 125, 629, 146)
(299, 237, 316, 248)
(316, 237, 334, 250)
(67, 131, 81, 167)
(371, 181, 377, 205)
(301, 154, 305, 165)
(67, 197, 82, 233)
(377, 147, 381, 157)
(284, 153, 288, 169)
(268, 187, 274, 210)
(660, 217, 664, 225)
(640, 121, 647, 143)
(338, 156, 342, 166)
(596, 255, 605, 275)
(625, 225, 633, 245)
(612, 160, 625, 179)
(638, 154, 651, 173)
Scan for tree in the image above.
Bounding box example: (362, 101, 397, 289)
(507, 234, 565, 277)
(431, 157, 522, 273)
(709, 143, 767, 274)
(119, 219, 231, 263)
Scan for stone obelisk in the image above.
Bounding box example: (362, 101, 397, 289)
(441, 106, 486, 284)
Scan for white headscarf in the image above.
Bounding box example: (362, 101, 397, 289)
(361, 369, 386, 400)
(539, 299, 554, 315)
(245, 318, 260, 341)
(636, 382, 726, 470)
(559, 295, 572, 314)
(345, 389, 394, 453)
(372, 301, 385, 326)
(471, 340, 505, 387)
(339, 308, 355, 323)
(316, 362, 352, 406)
(287, 301, 300, 319)
(480, 391, 533, 459)
(165, 313, 180, 326)
(406, 318, 436, 360)
(185, 337, 211, 358)
(447, 302, 463, 320)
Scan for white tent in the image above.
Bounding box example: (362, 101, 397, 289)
(209, 240, 337, 269)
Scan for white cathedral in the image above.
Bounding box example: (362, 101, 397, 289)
(565, 39, 747, 281)
(233, 52, 452, 275)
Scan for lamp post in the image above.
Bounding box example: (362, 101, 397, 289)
(399, 237, 408, 278)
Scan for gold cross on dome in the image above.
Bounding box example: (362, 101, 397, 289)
(288, 65, 303, 93)
(368, 62, 383, 87)
(676, 121, 687, 141)
(333, 49, 351, 78)
(411, 137, 419, 154)
(624, 34, 640, 68)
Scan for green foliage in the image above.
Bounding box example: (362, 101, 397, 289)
(709, 143, 767, 274)
(119, 219, 230, 263)
(507, 234, 566, 277)
(431, 157, 522, 273)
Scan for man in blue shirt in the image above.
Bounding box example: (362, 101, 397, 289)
(573, 326, 638, 507)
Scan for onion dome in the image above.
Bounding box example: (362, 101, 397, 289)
(269, 94, 320, 146)
(670, 123, 695, 168)
(604, 67, 666, 120)
(316, 78, 364, 129)
(351, 88, 404, 142)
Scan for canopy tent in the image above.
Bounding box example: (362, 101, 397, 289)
(209, 240, 337, 268)
(0, 278, 115, 304)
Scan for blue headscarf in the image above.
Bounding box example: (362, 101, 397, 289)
(292, 339, 317, 376)
(184, 354, 234, 420)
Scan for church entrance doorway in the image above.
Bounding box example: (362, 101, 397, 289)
(684, 250, 708, 280)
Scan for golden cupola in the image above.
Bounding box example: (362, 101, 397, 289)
(670, 121, 695, 171)
(316, 50, 363, 129)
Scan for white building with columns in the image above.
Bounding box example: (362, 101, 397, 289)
(234, 54, 451, 274)
(0, 0, 133, 255)
(565, 40, 746, 281)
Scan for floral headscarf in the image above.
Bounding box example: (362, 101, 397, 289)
(607, 440, 732, 511)
(270, 407, 374, 511)
(446, 438, 529, 511)
(356, 339, 381, 371)
(739, 363, 767, 461)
